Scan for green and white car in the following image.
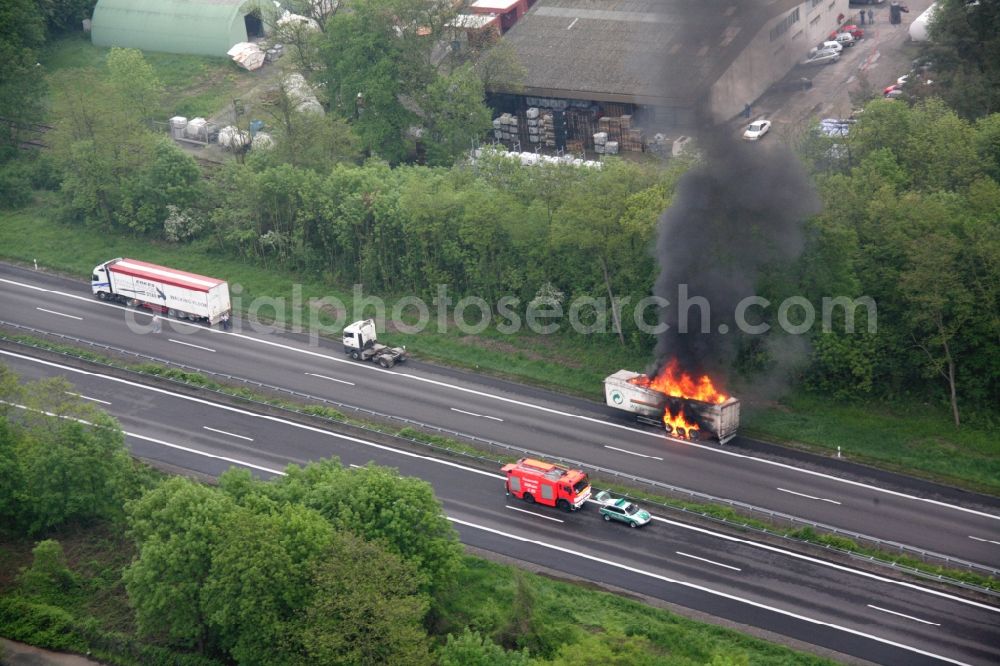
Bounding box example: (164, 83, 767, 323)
(593, 491, 652, 528)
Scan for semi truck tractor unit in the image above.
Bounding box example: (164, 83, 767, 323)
(502, 458, 592, 511)
(604, 369, 741, 444)
(342, 319, 408, 368)
(91, 258, 231, 326)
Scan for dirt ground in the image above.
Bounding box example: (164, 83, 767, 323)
(738, 0, 936, 140)
(1, 640, 103, 666)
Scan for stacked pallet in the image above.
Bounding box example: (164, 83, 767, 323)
(526, 107, 540, 144)
(492, 113, 519, 142)
(539, 111, 556, 148)
(598, 115, 622, 140)
(593, 131, 607, 154)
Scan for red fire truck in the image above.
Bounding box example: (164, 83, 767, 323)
(502, 458, 592, 511)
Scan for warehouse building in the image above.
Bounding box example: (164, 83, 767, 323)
(91, 0, 268, 57)
(491, 0, 849, 133)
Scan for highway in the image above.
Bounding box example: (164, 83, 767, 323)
(1, 262, 999, 571)
(1, 348, 997, 666)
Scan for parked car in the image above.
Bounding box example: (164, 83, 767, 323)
(834, 32, 856, 47)
(819, 118, 856, 137)
(883, 83, 901, 95)
(817, 40, 844, 53)
(770, 77, 813, 92)
(802, 50, 840, 66)
(830, 24, 864, 40)
(742, 119, 772, 141)
(593, 491, 651, 528)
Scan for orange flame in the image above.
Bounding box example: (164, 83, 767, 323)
(630, 359, 729, 404)
(663, 408, 701, 438)
(629, 359, 729, 438)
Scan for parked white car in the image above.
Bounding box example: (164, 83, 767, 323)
(742, 119, 772, 141)
(817, 40, 844, 53)
(802, 50, 841, 66)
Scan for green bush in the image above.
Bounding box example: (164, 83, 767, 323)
(0, 162, 32, 209)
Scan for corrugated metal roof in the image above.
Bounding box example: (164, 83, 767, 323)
(498, 0, 798, 107)
(91, 0, 259, 56)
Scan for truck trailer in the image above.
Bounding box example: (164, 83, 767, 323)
(604, 369, 740, 444)
(91, 258, 231, 325)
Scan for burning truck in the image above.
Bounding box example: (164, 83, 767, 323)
(604, 362, 740, 443)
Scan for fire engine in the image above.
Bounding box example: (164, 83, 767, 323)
(502, 458, 591, 511)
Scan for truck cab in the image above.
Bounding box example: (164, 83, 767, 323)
(502, 458, 591, 511)
(342, 319, 377, 355)
(90, 259, 118, 300)
(342, 319, 408, 368)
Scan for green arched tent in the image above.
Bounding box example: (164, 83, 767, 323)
(91, 0, 267, 57)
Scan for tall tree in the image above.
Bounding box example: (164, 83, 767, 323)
(124, 477, 237, 651)
(301, 532, 433, 665)
(925, 0, 1000, 118)
(420, 64, 492, 166)
(106, 47, 164, 125)
(0, 0, 46, 157)
(202, 503, 334, 665)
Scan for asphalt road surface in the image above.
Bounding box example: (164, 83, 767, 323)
(1, 262, 999, 572)
(2, 349, 997, 666)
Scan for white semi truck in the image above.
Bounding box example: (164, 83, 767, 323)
(342, 319, 408, 368)
(604, 369, 741, 443)
(91, 258, 231, 325)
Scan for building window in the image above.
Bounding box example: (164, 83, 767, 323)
(811, 13, 821, 24)
(769, 8, 801, 41)
(829, 1, 835, 10)
(811, 0, 822, 6)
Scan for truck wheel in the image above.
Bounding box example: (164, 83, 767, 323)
(523, 493, 535, 504)
(96, 292, 107, 301)
(350, 351, 360, 360)
(557, 499, 571, 512)
(603, 514, 611, 521)
(379, 357, 389, 368)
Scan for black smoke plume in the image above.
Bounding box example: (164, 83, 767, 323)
(652, 133, 820, 381)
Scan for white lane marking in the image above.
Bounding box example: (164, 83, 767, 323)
(202, 426, 254, 442)
(777, 487, 842, 505)
(506, 505, 565, 522)
(451, 407, 503, 422)
(649, 512, 1000, 614)
(65, 391, 111, 405)
(676, 551, 742, 571)
(605, 445, 663, 461)
(167, 338, 216, 353)
(36, 307, 82, 320)
(349, 463, 361, 468)
(167, 338, 215, 354)
(567, 17, 578, 29)
(969, 536, 1000, 546)
(305, 372, 355, 386)
(2, 349, 998, 616)
(450, 518, 971, 666)
(0, 350, 502, 483)
(7, 275, 998, 524)
(867, 605, 941, 627)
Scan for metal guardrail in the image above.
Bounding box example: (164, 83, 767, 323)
(1, 321, 998, 594)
